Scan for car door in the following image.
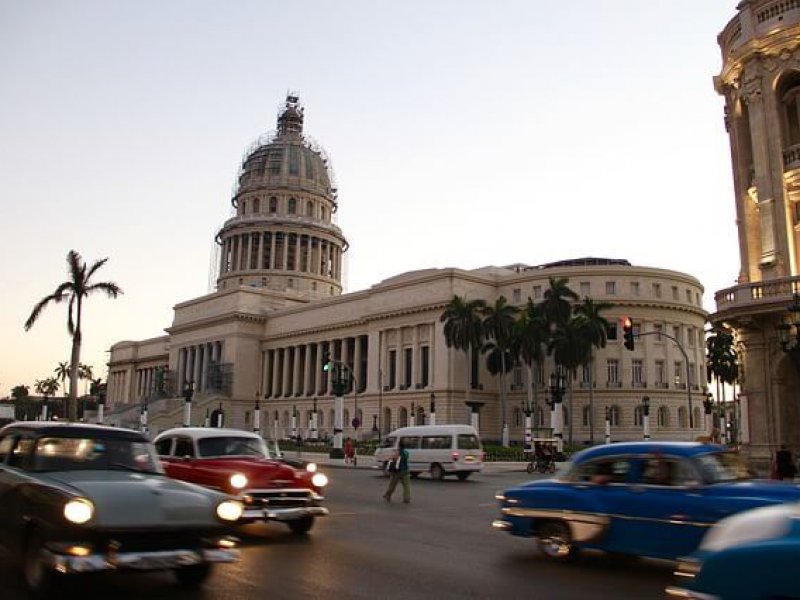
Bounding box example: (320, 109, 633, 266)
(612, 455, 710, 558)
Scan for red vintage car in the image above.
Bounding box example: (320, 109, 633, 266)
(153, 428, 329, 534)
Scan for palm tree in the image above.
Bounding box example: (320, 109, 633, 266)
(34, 377, 59, 420)
(78, 363, 94, 395)
(25, 250, 122, 422)
(511, 299, 548, 431)
(548, 315, 592, 445)
(54, 361, 70, 396)
(706, 327, 739, 439)
(480, 296, 519, 446)
(541, 277, 579, 331)
(440, 295, 487, 417)
(574, 298, 613, 444)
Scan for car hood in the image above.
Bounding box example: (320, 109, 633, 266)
(202, 457, 305, 485)
(700, 501, 800, 551)
(44, 471, 226, 528)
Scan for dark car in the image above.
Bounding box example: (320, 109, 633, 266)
(0, 421, 242, 596)
(153, 428, 329, 534)
(493, 441, 800, 562)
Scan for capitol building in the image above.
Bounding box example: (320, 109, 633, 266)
(105, 95, 708, 447)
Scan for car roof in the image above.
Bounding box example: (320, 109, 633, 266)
(0, 421, 146, 441)
(572, 441, 728, 462)
(155, 427, 261, 441)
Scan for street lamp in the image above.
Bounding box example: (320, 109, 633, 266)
(703, 392, 715, 441)
(253, 393, 261, 434)
(604, 406, 611, 445)
(641, 396, 650, 440)
(311, 397, 319, 441)
(429, 392, 436, 426)
(182, 381, 194, 427)
(410, 402, 415, 427)
(548, 369, 566, 453)
(521, 398, 533, 453)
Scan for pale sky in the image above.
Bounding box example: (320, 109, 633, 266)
(0, 0, 740, 399)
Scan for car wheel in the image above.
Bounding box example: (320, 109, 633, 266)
(288, 516, 315, 535)
(24, 533, 59, 597)
(430, 464, 445, 481)
(174, 563, 212, 587)
(537, 522, 575, 560)
(456, 472, 470, 481)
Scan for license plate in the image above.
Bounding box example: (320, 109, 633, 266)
(465, 456, 475, 463)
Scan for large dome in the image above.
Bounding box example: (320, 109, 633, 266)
(215, 95, 348, 302)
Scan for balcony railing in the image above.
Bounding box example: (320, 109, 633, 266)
(784, 143, 800, 172)
(714, 276, 800, 312)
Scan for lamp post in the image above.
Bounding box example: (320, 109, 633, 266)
(140, 399, 149, 436)
(253, 393, 261, 434)
(311, 397, 319, 441)
(410, 402, 415, 427)
(182, 381, 194, 427)
(549, 369, 566, 453)
(604, 406, 611, 445)
(521, 398, 532, 453)
(216, 402, 224, 428)
(703, 392, 715, 441)
(641, 396, 650, 440)
(291, 405, 298, 439)
(429, 392, 436, 426)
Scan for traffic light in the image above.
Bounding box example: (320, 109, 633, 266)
(622, 317, 635, 351)
(322, 351, 331, 372)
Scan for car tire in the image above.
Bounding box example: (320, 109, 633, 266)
(430, 463, 445, 481)
(174, 563, 212, 587)
(456, 472, 470, 481)
(537, 522, 575, 561)
(288, 516, 315, 535)
(24, 533, 60, 598)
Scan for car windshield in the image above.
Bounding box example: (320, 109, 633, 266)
(197, 436, 268, 458)
(694, 451, 752, 483)
(32, 436, 162, 474)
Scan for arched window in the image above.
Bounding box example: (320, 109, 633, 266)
(582, 406, 591, 427)
(513, 407, 522, 427)
(693, 407, 702, 429)
(269, 196, 278, 213)
(288, 197, 297, 214)
(658, 406, 669, 427)
(400, 407, 408, 427)
(609, 405, 620, 427)
(778, 71, 800, 146)
(678, 406, 688, 428)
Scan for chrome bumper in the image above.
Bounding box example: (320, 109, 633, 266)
(241, 505, 329, 522)
(47, 547, 239, 574)
(664, 586, 718, 600)
(492, 519, 512, 531)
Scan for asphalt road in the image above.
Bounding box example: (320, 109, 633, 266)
(0, 466, 676, 599)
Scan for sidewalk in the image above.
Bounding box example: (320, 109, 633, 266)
(294, 451, 560, 474)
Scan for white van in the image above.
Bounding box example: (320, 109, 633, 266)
(374, 424, 484, 480)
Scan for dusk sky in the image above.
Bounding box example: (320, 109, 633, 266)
(0, 0, 739, 398)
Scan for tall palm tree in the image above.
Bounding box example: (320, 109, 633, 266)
(78, 363, 94, 395)
(706, 327, 739, 439)
(511, 299, 548, 430)
(548, 314, 592, 445)
(54, 361, 70, 396)
(34, 377, 59, 420)
(574, 298, 613, 444)
(541, 277, 579, 331)
(480, 296, 519, 446)
(440, 295, 487, 417)
(25, 250, 122, 422)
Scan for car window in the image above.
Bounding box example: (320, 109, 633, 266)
(174, 438, 195, 458)
(8, 437, 34, 469)
(694, 452, 751, 483)
(640, 457, 700, 486)
(571, 458, 632, 484)
(197, 436, 267, 458)
(380, 436, 396, 449)
(30, 436, 162, 473)
(0, 435, 14, 463)
(154, 437, 173, 456)
(400, 436, 420, 449)
(422, 435, 450, 449)
(457, 434, 481, 450)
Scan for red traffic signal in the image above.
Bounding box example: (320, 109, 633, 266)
(622, 317, 635, 351)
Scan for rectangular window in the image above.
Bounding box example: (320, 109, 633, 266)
(512, 288, 521, 303)
(581, 364, 591, 384)
(532, 285, 542, 300)
(607, 322, 618, 341)
(673, 326, 681, 343)
(672, 286, 679, 301)
(689, 362, 696, 388)
(268, 149, 283, 175)
(512, 366, 523, 388)
(687, 327, 695, 347)
(580, 282, 590, 297)
(421, 435, 450, 449)
(653, 283, 662, 298)
(686, 289, 692, 304)
(404, 348, 413, 388)
(632, 359, 644, 385)
(653, 323, 663, 341)
(674, 361, 684, 385)
(606, 359, 619, 384)
(655, 360, 665, 385)
(388, 350, 397, 389)
(630, 281, 640, 296)
(605, 281, 616, 295)
(289, 147, 300, 175)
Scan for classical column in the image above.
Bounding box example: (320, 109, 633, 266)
(292, 345, 302, 396)
(282, 347, 292, 397)
(353, 335, 363, 393)
(193, 346, 202, 389)
(304, 343, 314, 396)
(257, 231, 264, 270)
(411, 326, 419, 389)
(271, 349, 281, 398)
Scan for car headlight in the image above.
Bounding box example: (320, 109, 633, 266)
(311, 472, 328, 488)
(229, 473, 248, 490)
(64, 498, 94, 524)
(305, 462, 318, 473)
(216, 500, 244, 522)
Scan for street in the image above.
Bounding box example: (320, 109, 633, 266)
(0, 466, 675, 599)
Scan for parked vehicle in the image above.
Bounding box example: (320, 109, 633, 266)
(374, 424, 483, 480)
(0, 422, 242, 596)
(666, 501, 800, 600)
(493, 441, 800, 562)
(153, 428, 329, 533)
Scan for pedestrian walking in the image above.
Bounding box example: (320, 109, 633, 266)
(383, 440, 410, 503)
(344, 437, 355, 465)
(775, 444, 796, 480)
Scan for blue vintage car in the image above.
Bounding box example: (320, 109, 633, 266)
(492, 441, 800, 561)
(666, 501, 800, 600)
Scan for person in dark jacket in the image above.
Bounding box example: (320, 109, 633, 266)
(776, 445, 797, 480)
(383, 440, 410, 503)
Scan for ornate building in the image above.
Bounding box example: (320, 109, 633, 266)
(106, 96, 708, 446)
(710, 1, 800, 465)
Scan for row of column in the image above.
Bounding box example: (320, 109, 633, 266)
(134, 366, 163, 401)
(263, 336, 367, 399)
(176, 341, 223, 393)
(107, 369, 129, 406)
(220, 231, 342, 279)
